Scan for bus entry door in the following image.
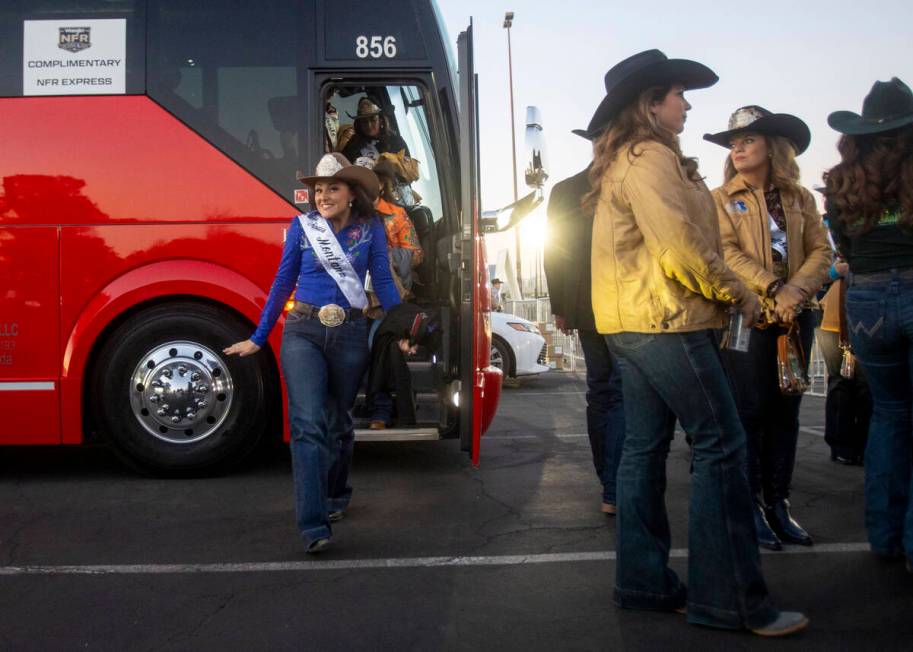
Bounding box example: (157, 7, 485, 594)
(0, 225, 60, 444)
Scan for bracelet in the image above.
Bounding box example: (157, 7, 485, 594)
(765, 279, 785, 298)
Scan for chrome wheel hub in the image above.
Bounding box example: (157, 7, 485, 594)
(129, 341, 233, 444)
(490, 344, 504, 370)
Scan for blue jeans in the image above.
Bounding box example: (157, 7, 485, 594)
(606, 330, 777, 629)
(846, 268, 913, 559)
(281, 313, 370, 545)
(578, 330, 626, 504)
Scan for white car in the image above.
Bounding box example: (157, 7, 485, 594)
(489, 312, 550, 377)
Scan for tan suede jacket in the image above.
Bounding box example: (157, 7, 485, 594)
(591, 142, 749, 334)
(711, 175, 832, 299)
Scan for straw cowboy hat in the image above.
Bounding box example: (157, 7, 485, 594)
(297, 152, 380, 202)
(346, 97, 384, 120)
(828, 77, 913, 135)
(584, 49, 718, 136)
(703, 105, 811, 155)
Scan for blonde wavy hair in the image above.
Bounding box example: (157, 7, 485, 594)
(582, 85, 701, 213)
(723, 134, 802, 200)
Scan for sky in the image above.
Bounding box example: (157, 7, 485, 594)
(436, 0, 913, 286)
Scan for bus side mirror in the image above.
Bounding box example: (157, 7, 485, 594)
(479, 106, 547, 233)
(480, 190, 542, 233)
(524, 106, 548, 189)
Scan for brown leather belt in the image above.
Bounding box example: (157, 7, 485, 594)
(292, 301, 364, 326)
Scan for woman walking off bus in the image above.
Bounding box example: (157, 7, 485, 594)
(823, 77, 913, 573)
(704, 107, 831, 550)
(224, 153, 400, 554)
(586, 49, 808, 636)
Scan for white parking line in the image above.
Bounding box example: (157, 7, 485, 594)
(488, 433, 588, 440)
(492, 428, 825, 441)
(499, 391, 586, 396)
(0, 543, 872, 576)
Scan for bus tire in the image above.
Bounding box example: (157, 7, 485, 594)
(90, 302, 274, 475)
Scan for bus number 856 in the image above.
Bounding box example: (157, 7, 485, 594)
(355, 35, 397, 59)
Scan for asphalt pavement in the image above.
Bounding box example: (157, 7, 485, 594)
(1, 369, 910, 651)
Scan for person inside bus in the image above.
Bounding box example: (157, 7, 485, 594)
(704, 107, 831, 551)
(223, 152, 404, 554)
(823, 77, 913, 572)
(367, 303, 441, 429)
(340, 97, 410, 169)
(374, 159, 425, 281)
(364, 162, 426, 429)
(586, 49, 808, 636)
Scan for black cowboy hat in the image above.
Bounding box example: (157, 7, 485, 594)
(828, 77, 913, 135)
(584, 49, 718, 136)
(571, 127, 599, 141)
(703, 105, 811, 155)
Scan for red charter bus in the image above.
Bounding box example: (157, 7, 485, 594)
(0, 0, 533, 473)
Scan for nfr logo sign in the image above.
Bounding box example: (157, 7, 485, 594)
(59, 27, 91, 53)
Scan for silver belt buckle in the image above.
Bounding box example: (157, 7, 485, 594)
(318, 304, 345, 327)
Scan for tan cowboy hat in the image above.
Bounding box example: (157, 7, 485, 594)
(346, 97, 383, 120)
(297, 152, 379, 202)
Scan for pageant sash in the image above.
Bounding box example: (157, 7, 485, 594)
(298, 213, 368, 309)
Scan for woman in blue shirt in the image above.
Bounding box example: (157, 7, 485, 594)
(225, 153, 400, 553)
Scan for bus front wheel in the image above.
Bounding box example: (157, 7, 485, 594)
(90, 302, 275, 475)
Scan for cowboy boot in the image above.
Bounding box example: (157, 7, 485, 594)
(767, 499, 813, 546)
(767, 433, 813, 546)
(754, 498, 782, 551)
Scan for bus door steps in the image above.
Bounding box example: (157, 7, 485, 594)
(406, 360, 438, 392)
(354, 427, 441, 442)
(353, 391, 441, 424)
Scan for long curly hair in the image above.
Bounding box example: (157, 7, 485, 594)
(823, 125, 913, 235)
(582, 85, 701, 213)
(723, 134, 802, 200)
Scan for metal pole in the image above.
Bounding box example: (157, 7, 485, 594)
(507, 26, 518, 204)
(504, 13, 522, 293)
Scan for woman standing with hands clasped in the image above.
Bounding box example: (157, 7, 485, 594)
(224, 153, 401, 554)
(705, 108, 831, 550)
(586, 49, 807, 636)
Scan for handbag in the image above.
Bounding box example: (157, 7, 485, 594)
(818, 279, 841, 333)
(837, 277, 856, 379)
(777, 321, 810, 395)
